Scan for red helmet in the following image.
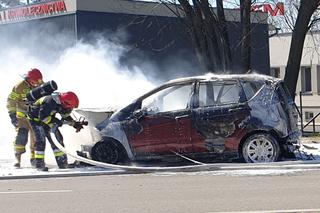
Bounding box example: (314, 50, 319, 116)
(26, 68, 43, 86)
(59, 92, 79, 109)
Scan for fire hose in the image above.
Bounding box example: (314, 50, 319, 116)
(49, 120, 217, 172)
(50, 133, 320, 173)
(50, 137, 218, 172)
(50, 117, 320, 172)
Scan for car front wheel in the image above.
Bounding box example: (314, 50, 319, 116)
(91, 141, 120, 164)
(242, 133, 280, 163)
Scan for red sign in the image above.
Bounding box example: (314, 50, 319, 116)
(251, 2, 284, 16)
(0, 0, 67, 22)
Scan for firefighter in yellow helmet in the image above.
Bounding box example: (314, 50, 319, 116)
(6, 68, 43, 168)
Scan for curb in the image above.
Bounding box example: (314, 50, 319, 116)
(2, 160, 320, 180)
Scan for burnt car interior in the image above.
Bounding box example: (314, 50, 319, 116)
(197, 80, 242, 108)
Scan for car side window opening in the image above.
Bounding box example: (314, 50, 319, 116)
(242, 81, 264, 101)
(141, 84, 193, 113)
(199, 81, 241, 107)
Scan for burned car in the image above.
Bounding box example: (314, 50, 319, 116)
(78, 74, 300, 164)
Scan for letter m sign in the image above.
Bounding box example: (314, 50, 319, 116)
(264, 2, 284, 16)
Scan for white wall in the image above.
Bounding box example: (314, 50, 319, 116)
(270, 32, 320, 124)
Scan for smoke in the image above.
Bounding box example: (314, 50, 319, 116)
(0, 28, 157, 165)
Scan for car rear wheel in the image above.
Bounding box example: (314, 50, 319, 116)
(91, 141, 121, 164)
(242, 133, 280, 163)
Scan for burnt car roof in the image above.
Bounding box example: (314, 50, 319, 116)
(166, 73, 281, 85)
(138, 73, 281, 101)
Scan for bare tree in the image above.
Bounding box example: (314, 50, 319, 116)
(160, 0, 252, 73)
(283, 0, 320, 99)
(237, 0, 320, 99)
(240, 0, 251, 73)
(162, 0, 320, 98)
(178, 0, 232, 72)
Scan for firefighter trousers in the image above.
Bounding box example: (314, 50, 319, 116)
(44, 127, 68, 168)
(29, 121, 68, 168)
(14, 116, 35, 160)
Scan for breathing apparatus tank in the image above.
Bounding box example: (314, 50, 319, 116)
(26, 80, 58, 102)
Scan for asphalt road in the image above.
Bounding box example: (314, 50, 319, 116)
(1, 170, 320, 213)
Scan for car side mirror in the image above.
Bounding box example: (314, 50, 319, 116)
(133, 108, 147, 119)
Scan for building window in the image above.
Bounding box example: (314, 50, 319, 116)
(317, 66, 320, 94)
(270, 67, 280, 78)
(301, 66, 312, 93)
(305, 111, 314, 122)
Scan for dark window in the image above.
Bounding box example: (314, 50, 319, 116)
(317, 66, 320, 94)
(305, 111, 314, 122)
(301, 67, 312, 93)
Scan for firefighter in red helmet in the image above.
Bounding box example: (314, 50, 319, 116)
(27, 91, 83, 171)
(59, 92, 79, 109)
(26, 69, 43, 86)
(7, 68, 43, 168)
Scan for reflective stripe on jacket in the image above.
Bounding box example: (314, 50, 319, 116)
(7, 80, 34, 115)
(28, 95, 74, 127)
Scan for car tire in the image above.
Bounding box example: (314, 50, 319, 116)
(91, 141, 121, 164)
(242, 133, 280, 163)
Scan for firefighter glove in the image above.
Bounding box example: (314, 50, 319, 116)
(73, 122, 83, 132)
(9, 112, 18, 127)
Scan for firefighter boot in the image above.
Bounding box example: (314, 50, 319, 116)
(56, 155, 68, 169)
(30, 150, 36, 167)
(35, 159, 48, 172)
(30, 158, 36, 167)
(14, 153, 21, 168)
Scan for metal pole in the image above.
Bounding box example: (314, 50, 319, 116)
(300, 91, 303, 134)
(313, 119, 316, 134)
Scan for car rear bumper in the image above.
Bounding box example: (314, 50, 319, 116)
(284, 130, 301, 152)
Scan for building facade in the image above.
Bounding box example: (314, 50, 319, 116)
(270, 32, 320, 130)
(0, 0, 270, 81)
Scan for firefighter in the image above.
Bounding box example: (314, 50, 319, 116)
(7, 68, 43, 168)
(27, 91, 82, 171)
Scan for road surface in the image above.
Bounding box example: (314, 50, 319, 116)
(1, 169, 320, 213)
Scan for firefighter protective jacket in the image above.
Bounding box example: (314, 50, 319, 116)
(28, 94, 75, 128)
(7, 80, 34, 117)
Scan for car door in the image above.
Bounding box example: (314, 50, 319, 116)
(192, 80, 250, 154)
(128, 83, 195, 157)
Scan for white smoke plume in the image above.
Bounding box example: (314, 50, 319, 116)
(0, 33, 157, 165)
